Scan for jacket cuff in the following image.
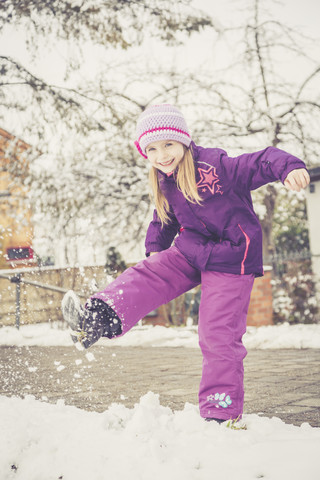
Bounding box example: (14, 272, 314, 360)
(145, 243, 163, 257)
(280, 162, 307, 184)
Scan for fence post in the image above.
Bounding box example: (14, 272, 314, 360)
(10, 274, 21, 330)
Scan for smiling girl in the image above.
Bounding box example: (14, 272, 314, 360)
(62, 104, 309, 423)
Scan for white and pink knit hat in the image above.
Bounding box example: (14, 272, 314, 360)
(135, 104, 192, 158)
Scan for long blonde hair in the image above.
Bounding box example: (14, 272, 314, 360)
(149, 146, 202, 226)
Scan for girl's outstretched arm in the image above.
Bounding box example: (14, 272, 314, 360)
(284, 168, 310, 192)
(223, 146, 307, 191)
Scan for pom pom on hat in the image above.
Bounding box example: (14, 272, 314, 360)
(135, 104, 191, 158)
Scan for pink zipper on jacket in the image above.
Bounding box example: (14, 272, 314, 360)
(238, 224, 250, 274)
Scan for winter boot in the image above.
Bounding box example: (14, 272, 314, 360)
(61, 290, 122, 349)
(205, 418, 225, 424)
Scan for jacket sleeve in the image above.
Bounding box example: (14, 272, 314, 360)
(221, 146, 307, 191)
(145, 208, 180, 256)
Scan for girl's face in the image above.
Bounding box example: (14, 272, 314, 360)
(146, 140, 185, 174)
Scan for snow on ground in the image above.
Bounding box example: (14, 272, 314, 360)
(1, 324, 320, 479)
(0, 321, 320, 349)
(1, 392, 319, 480)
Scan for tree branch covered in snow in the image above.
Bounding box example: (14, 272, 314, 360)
(0, 0, 214, 48)
(1, 0, 319, 271)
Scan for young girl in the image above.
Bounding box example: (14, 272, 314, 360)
(62, 104, 310, 423)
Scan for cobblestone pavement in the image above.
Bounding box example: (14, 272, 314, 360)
(0, 345, 319, 427)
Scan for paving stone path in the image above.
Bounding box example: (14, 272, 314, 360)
(0, 345, 319, 427)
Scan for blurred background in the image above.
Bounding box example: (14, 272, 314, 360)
(0, 0, 319, 326)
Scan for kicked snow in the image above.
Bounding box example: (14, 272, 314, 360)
(0, 391, 319, 480)
(0, 322, 320, 349)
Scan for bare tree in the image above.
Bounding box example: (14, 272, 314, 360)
(225, 0, 320, 258)
(0, 0, 217, 263)
(0, 0, 213, 141)
(1, 0, 319, 266)
(160, 0, 320, 259)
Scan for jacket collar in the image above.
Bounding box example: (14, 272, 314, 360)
(190, 141, 200, 160)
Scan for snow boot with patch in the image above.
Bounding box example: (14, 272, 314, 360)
(61, 290, 122, 349)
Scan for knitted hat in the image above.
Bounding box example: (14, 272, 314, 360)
(135, 104, 191, 158)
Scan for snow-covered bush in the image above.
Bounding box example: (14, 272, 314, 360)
(272, 260, 319, 324)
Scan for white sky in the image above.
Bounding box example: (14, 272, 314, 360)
(1, 0, 319, 84)
(198, 0, 320, 33)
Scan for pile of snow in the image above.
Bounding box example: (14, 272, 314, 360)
(0, 322, 73, 347)
(244, 323, 320, 349)
(0, 322, 320, 349)
(1, 392, 319, 480)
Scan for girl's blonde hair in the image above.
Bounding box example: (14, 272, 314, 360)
(149, 145, 202, 226)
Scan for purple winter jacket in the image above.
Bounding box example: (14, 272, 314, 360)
(145, 142, 307, 277)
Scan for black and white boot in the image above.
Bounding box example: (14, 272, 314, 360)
(61, 290, 122, 349)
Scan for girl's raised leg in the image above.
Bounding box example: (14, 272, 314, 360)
(92, 246, 201, 336)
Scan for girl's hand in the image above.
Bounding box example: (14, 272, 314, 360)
(284, 168, 310, 192)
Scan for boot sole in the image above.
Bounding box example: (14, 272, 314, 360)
(61, 290, 82, 331)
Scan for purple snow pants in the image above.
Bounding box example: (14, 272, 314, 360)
(92, 246, 254, 421)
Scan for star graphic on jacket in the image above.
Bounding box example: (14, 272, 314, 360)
(196, 166, 222, 195)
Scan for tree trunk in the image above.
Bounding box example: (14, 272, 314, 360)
(260, 184, 277, 263)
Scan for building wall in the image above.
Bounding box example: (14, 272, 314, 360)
(0, 129, 34, 269)
(0, 265, 273, 328)
(247, 270, 273, 326)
